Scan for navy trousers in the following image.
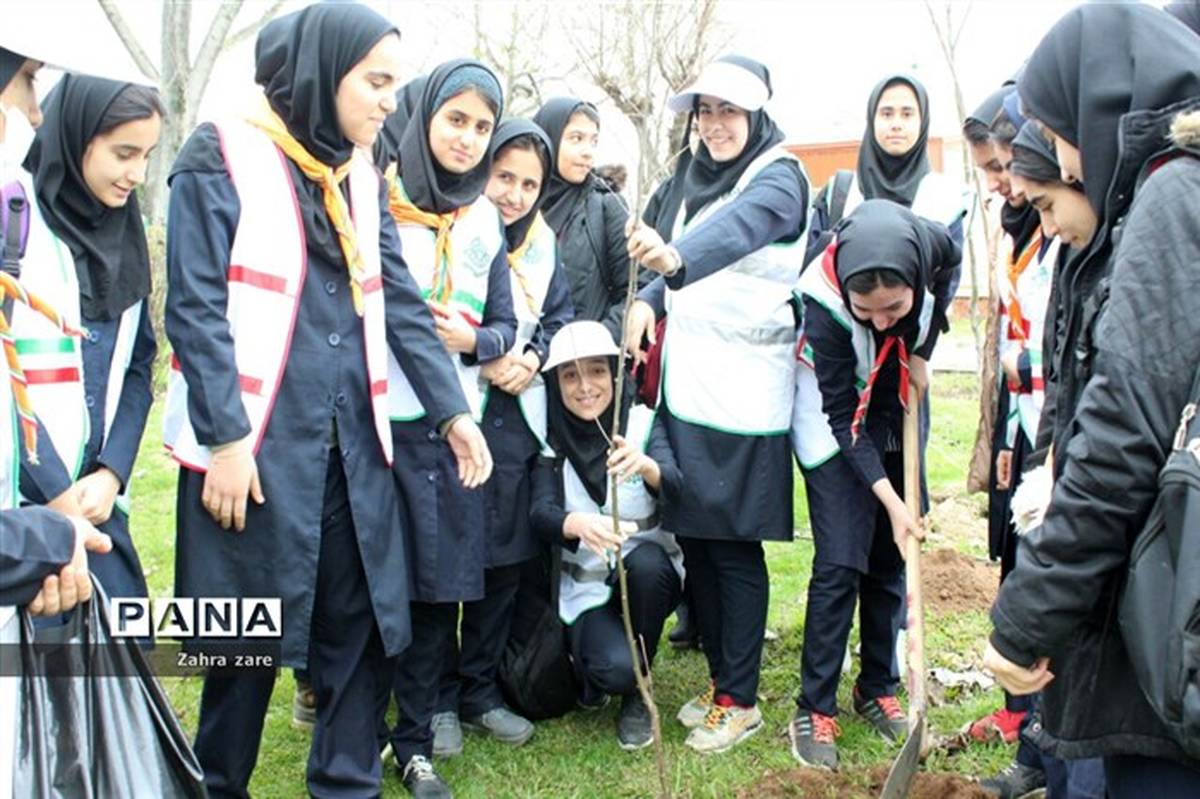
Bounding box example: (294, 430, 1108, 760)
(568, 542, 681, 699)
(193, 451, 390, 799)
(382, 600, 458, 763)
(437, 562, 524, 717)
(680, 537, 768, 707)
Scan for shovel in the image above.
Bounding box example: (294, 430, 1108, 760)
(880, 382, 928, 799)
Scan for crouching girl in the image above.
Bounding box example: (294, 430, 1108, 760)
(530, 321, 683, 751)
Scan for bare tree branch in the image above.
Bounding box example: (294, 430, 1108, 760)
(188, 1, 245, 113)
(223, 0, 286, 52)
(96, 0, 160, 80)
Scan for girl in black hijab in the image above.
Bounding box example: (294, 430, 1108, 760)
(790, 199, 959, 770)
(13, 75, 162, 607)
(532, 97, 635, 340)
(166, 6, 480, 796)
(375, 59, 519, 793)
(431, 118, 575, 754)
(988, 5, 1200, 794)
(530, 320, 683, 749)
(857, 74, 930, 207)
(622, 53, 809, 756)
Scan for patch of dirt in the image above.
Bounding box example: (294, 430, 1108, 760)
(928, 493, 987, 548)
(742, 765, 993, 799)
(921, 548, 998, 616)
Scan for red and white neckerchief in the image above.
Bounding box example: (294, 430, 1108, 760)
(850, 334, 909, 444)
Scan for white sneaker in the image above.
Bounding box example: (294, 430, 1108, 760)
(684, 703, 763, 754)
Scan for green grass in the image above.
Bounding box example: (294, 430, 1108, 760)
(129, 365, 1014, 798)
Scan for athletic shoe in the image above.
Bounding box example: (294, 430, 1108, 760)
(291, 680, 316, 732)
(852, 687, 907, 743)
(431, 711, 464, 758)
(400, 755, 453, 799)
(462, 706, 534, 746)
(617, 692, 653, 750)
(980, 761, 1047, 798)
(788, 708, 840, 770)
(969, 707, 1027, 744)
(676, 682, 715, 728)
(684, 700, 763, 754)
(668, 605, 700, 650)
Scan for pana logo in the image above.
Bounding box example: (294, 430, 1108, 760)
(108, 598, 282, 639)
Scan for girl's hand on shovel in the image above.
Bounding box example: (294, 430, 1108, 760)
(886, 500, 926, 560)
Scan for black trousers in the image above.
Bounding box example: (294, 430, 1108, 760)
(1104, 755, 1200, 798)
(381, 600, 458, 763)
(797, 513, 903, 717)
(679, 537, 768, 707)
(194, 451, 390, 799)
(437, 562, 523, 717)
(568, 542, 682, 698)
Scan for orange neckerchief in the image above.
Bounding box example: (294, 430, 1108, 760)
(0, 272, 86, 463)
(385, 165, 468, 306)
(1005, 229, 1043, 343)
(246, 98, 366, 316)
(506, 213, 544, 315)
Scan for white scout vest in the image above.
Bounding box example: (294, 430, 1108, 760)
(386, 187, 504, 423)
(505, 215, 557, 455)
(791, 252, 934, 469)
(997, 232, 1058, 447)
(9, 169, 142, 509)
(660, 146, 810, 435)
(842, 170, 970, 232)
(162, 121, 393, 469)
(558, 405, 683, 624)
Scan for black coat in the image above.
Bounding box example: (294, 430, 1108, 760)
(554, 183, 643, 343)
(990, 101, 1200, 766)
(0, 507, 75, 606)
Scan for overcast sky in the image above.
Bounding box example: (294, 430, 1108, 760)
(26, 0, 1136, 167)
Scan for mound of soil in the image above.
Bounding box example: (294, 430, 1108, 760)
(921, 548, 998, 616)
(742, 765, 992, 799)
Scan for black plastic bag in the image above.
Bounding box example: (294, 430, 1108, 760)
(13, 578, 207, 798)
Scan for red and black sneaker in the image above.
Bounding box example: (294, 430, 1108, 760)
(788, 708, 841, 770)
(969, 707, 1027, 744)
(852, 687, 907, 743)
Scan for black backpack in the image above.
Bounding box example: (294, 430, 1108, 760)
(1119, 365, 1200, 759)
(497, 548, 578, 720)
(803, 169, 854, 269)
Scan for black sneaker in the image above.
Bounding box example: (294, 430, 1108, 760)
(788, 708, 840, 770)
(668, 605, 700, 650)
(980, 761, 1047, 799)
(617, 693, 653, 750)
(400, 755, 452, 799)
(852, 687, 907, 743)
(291, 679, 316, 732)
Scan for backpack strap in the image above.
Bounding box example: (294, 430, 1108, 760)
(827, 169, 854, 226)
(1, 180, 29, 278)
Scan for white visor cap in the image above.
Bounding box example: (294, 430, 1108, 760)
(667, 60, 770, 114)
(542, 321, 620, 373)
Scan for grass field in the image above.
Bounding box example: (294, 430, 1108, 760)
(127, 369, 1014, 798)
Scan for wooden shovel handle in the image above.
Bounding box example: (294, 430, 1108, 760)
(903, 383, 927, 744)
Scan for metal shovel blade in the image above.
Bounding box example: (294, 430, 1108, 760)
(879, 711, 925, 799)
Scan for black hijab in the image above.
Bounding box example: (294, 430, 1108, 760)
(22, 75, 151, 321)
(965, 86, 1008, 131)
(644, 121, 693, 242)
(0, 48, 24, 94)
(1017, 2, 1200, 216)
(833, 199, 959, 339)
(533, 97, 599, 235)
(679, 55, 784, 226)
(1010, 120, 1063, 184)
(487, 118, 553, 251)
(545, 355, 636, 506)
(993, 92, 1040, 254)
(379, 59, 503, 214)
(1166, 1, 1200, 37)
(255, 4, 397, 167)
(857, 74, 931, 207)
